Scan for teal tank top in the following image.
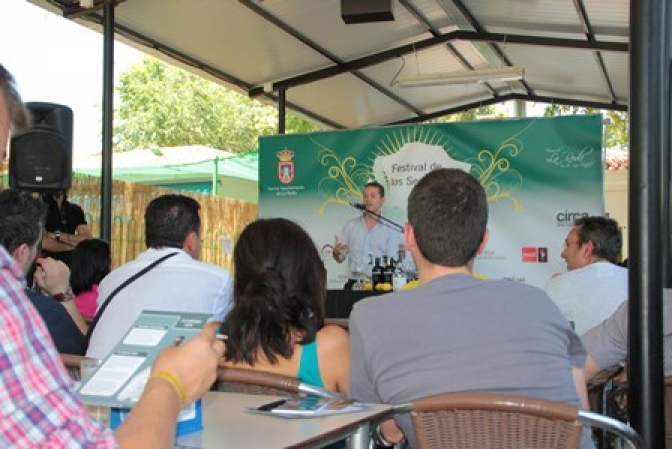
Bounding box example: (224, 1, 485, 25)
(296, 340, 324, 388)
(297, 340, 346, 449)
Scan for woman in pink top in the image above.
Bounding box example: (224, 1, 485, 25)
(70, 238, 111, 321)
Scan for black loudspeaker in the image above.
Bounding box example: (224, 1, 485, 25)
(9, 102, 73, 192)
(341, 0, 394, 24)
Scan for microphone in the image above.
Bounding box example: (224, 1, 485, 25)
(348, 202, 403, 233)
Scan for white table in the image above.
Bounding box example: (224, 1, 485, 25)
(174, 391, 393, 449)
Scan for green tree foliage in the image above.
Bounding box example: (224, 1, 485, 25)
(542, 104, 628, 149)
(114, 56, 320, 153)
(427, 106, 500, 124)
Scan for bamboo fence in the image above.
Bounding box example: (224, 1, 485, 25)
(1, 169, 258, 273)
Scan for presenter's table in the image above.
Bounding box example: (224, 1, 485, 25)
(325, 290, 380, 319)
(175, 391, 393, 449)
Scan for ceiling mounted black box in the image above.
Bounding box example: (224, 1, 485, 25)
(341, 0, 394, 24)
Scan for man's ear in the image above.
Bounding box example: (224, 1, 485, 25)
(183, 231, 199, 255)
(404, 222, 415, 251)
(477, 228, 490, 255)
(581, 239, 595, 260)
(12, 243, 31, 267)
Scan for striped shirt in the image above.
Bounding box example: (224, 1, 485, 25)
(0, 245, 117, 447)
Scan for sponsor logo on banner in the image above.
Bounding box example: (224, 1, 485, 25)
(477, 249, 507, 261)
(555, 211, 589, 227)
(503, 276, 526, 283)
(521, 247, 549, 263)
(277, 149, 295, 184)
(522, 247, 538, 262)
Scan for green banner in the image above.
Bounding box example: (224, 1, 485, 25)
(259, 115, 604, 289)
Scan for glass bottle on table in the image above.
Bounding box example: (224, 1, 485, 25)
(382, 256, 394, 289)
(349, 251, 366, 291)
(365, 254, 374, 280)
(393, 260, 407, 291)
(371, 257, 384, 291)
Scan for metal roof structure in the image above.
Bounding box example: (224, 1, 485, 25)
(30, 0, 628, 129)
(23, 1, 672, 446)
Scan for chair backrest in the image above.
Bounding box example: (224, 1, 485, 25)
(212, 365, 342, 400)
(665, 376, 672, 448)
(59, 353, 89, 381)
(405, 392, 583, 449)
(577, 408, 644, 449)
(395, 392, 643, 449)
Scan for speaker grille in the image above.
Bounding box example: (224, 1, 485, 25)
(9, 125, 72, 191)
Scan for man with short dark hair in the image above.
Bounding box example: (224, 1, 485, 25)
(333, 181, 402, 273)
(349, 168, 593, 448)
(545, 216, 627, 333)
(0, 189, 88, 354)
(87, 193, 233, 359)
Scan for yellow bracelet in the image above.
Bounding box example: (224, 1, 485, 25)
(151, 370, 187, 406)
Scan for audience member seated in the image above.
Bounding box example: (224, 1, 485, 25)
(221, 218, 349, 394)
(0, 61, 224, 448)
(70, 238, 112, 321)
(349, 168, 594, 448)
(87, 194, 233, 359)
(582, 288, 672, 381)
(545, 216, 627, 333)
(0, 189, 88, 355)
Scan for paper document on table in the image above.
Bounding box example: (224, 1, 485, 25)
(77, 310, 210, 408)
(250, 396, 367, 419)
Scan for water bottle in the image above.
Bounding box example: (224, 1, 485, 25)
(393, 263, 407, 291)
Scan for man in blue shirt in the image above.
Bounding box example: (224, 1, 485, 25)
(333, 181, 402, 277)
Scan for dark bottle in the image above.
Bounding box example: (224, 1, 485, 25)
(371, 257, 383, 290)
(382, 256, 394, 286)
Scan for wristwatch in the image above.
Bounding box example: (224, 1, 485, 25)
(54, 286, 74, 303)
(54, 230, 61, 242)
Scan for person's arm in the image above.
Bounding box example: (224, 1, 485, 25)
(581, 301, 629, 383)
(42, 202, 92, 252)
(114, 324, 224, 447)
(42, 229, 76, 252)
(33, 257, 88, 334)
(42, 225, 92, 252)
(584, 354, 604, 383)
(316, 324, 350, 394)
(114, 377, 181, 447)
(63, 223, 93, 247)
(332, 236, 349, 263)
(572, 366, 590, 410)
(61, 297, 89, 334)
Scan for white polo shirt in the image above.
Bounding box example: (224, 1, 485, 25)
(86, 247, 232, 359)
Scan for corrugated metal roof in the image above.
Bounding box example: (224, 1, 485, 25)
(29, 0, 630, 129)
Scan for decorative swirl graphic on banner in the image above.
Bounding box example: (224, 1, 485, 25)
(315, 144, 373, 215)
(467, 120, 535, 210)
(316, 125, 526, 213)
(468, 141, 524, 210)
